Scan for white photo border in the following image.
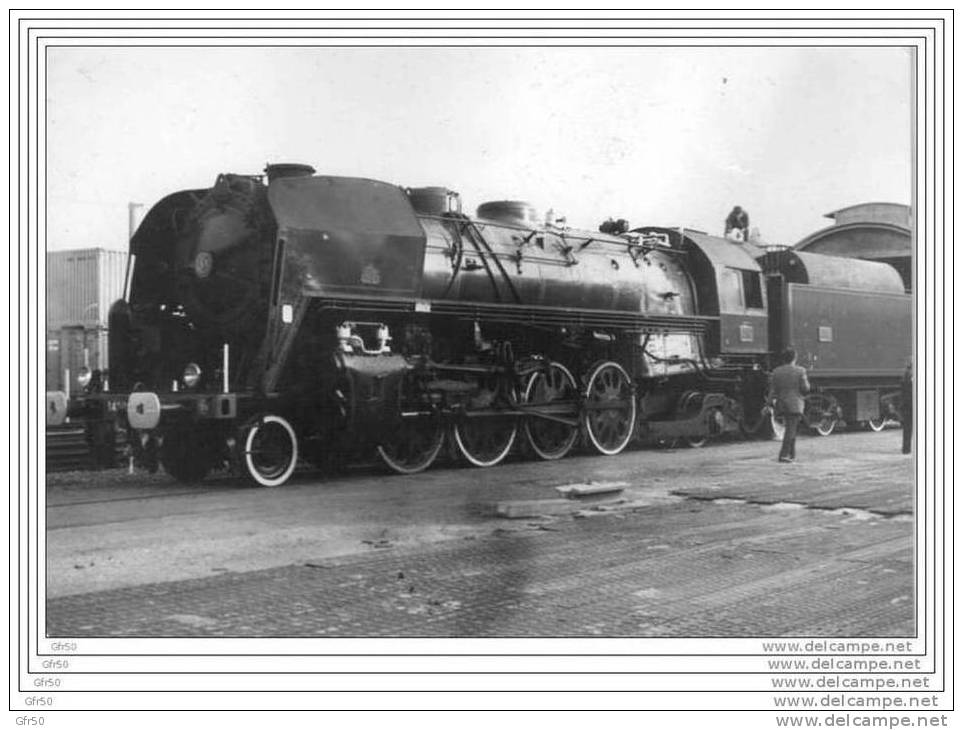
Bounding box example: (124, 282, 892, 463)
(10, 10, 950, 713)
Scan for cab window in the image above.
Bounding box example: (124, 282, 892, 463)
(741, 270, 764, 309)
(719, 267, 764, 311)
(718, 268, 742, 310)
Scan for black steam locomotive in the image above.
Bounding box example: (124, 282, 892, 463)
(46, 164, 912, 486)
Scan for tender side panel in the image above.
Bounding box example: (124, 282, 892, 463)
(785, 284, 911, 378)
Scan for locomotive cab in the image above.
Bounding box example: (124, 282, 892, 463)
(636, 228, 770, 360)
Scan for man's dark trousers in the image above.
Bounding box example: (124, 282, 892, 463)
(780, 414, 802, 460)
(902, 410, 913, 454)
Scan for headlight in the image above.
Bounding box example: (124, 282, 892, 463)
(182, 362, 202, 388)
(77, 366, 92, 388)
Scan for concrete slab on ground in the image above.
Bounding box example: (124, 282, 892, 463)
(670, 450, 913, 515)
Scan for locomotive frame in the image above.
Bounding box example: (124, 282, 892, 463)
(46, 164, 912, 487)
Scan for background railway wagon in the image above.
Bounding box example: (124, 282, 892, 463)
(46, 248, 126, 391)
(46, 248, 127, 470)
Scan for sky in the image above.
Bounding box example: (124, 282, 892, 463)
(45, 46, 913, 251)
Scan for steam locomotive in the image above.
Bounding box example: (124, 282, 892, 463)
(46, 164, 912, 486)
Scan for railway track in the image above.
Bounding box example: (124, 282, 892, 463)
(45, 419, 903, 509)
(45, 423, 127, 472)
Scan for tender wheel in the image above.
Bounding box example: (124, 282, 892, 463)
(683, 434, 708, 448)
(523, 362, 580, 460)
(238, 414, 298, 487)
(804, 395, 837, 437)
(812, 417, 837, 437)
(160, 428, 210, 484)
(582, 361, 636, 455)
(452, 381, 518, 467)
(376, 419, 446, 475)
(867, 415, 887, 432)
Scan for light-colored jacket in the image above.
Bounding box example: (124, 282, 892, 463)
(770, 363, 811, 415)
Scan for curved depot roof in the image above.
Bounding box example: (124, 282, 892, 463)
(822, 202, 911, 227)
(795, 202, 911, 259)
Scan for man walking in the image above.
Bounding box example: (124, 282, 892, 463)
(770, 347, 811, 463)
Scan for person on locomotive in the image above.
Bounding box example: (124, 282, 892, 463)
(725, 205, 749, 241)
(769, 347, 811, 464)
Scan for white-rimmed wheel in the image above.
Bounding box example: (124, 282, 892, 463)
(683, 433, 709, 449)
(867, 415, 887, 432)
(377, 419, 446, 475)
(238, 414, 298, 487)
(452, 381, 518, 468)
(523, 362, 580, 460)
(582, 361, 636, 455)
(804, 394, 837, 437)
(812, 416, 837, 437)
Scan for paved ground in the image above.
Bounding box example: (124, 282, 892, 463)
(45, 428, 915, 637)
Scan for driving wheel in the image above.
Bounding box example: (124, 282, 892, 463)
(377, 418, 446, 474)
(522, 362, 580, 460)
(582, 361, 636, 455)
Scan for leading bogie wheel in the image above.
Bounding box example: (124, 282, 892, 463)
(523, 362, 580, 460)
(582, 361, 636, 456)
(376, 419, 446, 475)
(160, 427, 211, 484)
(238, 414, 299, 487)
